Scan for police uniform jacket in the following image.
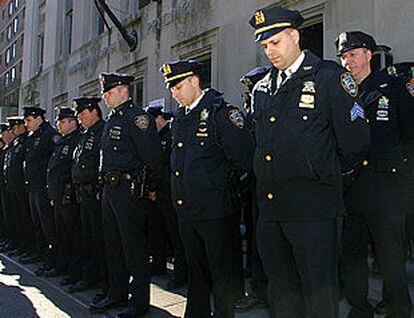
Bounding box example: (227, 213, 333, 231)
(100, 99, 163, 190)
(4, 132, 30, 192)
(170, 89, 254, 221)
(252, 50, 371, 221)
(346, 70, 414, 215)
(72, 119, 105, 185)
(24, 121, 58, 192)
(47, 129, 81, 204)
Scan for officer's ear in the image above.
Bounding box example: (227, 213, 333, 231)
(288, 28, 300, 46)
(189, 75, 200, 88)
(365, 49, 373, 63)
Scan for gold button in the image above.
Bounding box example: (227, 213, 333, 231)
(200, 142, 205, 146)
(175, 171, 180, 177)
(267, 193, 274, 200)
(178, 142, 184, 148)
(362, 160, 368, 166)
(392, 168, 397, 173)
(302, 115, 308, 121)
(113, 146, 117, 151)
(269, 116, 276, 123)
(111, 177, 115, 181)
(177, 200, 183, 206)
(265, 155, 272, 162)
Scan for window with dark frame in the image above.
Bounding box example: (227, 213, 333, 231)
(64, 0, 73, 54)
(131, 78, 144, 109)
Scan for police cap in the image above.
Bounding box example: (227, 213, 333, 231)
(7, 116, 24, 128)
(249, 6, 304, 42)
(160, 60, 203, 89)
(56, 107, 76, 121)
(99, 72, 135, 94)
(240, 66, 271, 91)
(335, 31, 377, 56)
(145, 105, 173, 120)
(23, 106, 46, 118)
(72, 96, 102, 115)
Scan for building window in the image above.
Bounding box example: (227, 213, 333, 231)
(13, 17, 18, 33)
(11, 67, 16, 82)
(15, 0, 19, 8)
(12, 42, 16, 58)
(2, 10, 4, 19)
(193, 54, 212, 89)
(5, 48, 11, 64)
(5, 72, 9, 87)
(8, 2, 13, 16)
(300, 15, 323, 58)
(95, 6, 105, 35)
(131, 78, 144, 109)
(0, 32, 3, 42)
(64, 0, 73, 54)
(7, 25, 12, 40)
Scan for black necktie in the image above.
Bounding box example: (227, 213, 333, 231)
(280, 71, 287, 83)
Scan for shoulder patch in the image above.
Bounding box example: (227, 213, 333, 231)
(340, 72, 358, 98)
(134, 114, 150, 132)
(228, 109, 245, 129)
(406, 80, 414, 97)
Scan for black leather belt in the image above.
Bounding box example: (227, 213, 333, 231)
(103, 172, 135, 186)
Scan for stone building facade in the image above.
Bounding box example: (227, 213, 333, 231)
(20, 0, 414, 119)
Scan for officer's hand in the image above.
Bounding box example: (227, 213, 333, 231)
(148, 191, 157, 201)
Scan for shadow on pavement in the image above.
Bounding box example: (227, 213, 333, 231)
(0, 282, 40, 317)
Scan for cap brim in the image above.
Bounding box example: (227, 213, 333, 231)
(255, 27, 288, 42)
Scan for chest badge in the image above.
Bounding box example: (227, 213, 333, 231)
(378, 96, 389, 109)
(196, 109, 210, 138)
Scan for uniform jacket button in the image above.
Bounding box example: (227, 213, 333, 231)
(269, 116, 276, 123)
(391, 168, 397, 173)
(302, 115, 308, 121)
(178, 142, 184, 148)
(265, 154, 272, 162)
(267, 193, 274, 200)
(362, 160, 368, 166)
(25, 181, 29, 185)
(113, 146, 117, 151)
(177, 199, 183, 206)
(175, 171, 180, 177)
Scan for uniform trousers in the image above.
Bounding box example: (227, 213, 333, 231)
(102, 180, 150, 311)
(257, 217, 338, 318)
(179, 215, 235, 318)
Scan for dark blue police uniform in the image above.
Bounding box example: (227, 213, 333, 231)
(4, 118, 33, 255)
(72, 97, 107, 290)
(97, 73, 163, 316)
(337, 30, 414, 318)
(162, 59, 254, 318)
(249, 7, 371, 318)
(23, 107, 59, 267)
(47, 108, 81, 277)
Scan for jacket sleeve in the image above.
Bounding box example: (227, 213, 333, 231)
(327, 68, 371, 174)
(129, 112, 163, 191)
(215, 105, 254, 175)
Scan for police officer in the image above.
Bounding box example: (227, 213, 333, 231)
(146, 105, 188, 290)
(70, 97, 107, 295)
(0, 137, 6, 247)
(235, 67, 270, 313)
(23, 106, 59, 275)
(46, 107, 81, 280)
(4, 117, 34, 261)
(0, 123, 15, 253)
(249, 7, 371, 318)
(90, 73, 163, 318)
(160, 60, 254, 318)
(336, 31, 413, 318)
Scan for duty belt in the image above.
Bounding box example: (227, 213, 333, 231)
(103, 172, 136, 186)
